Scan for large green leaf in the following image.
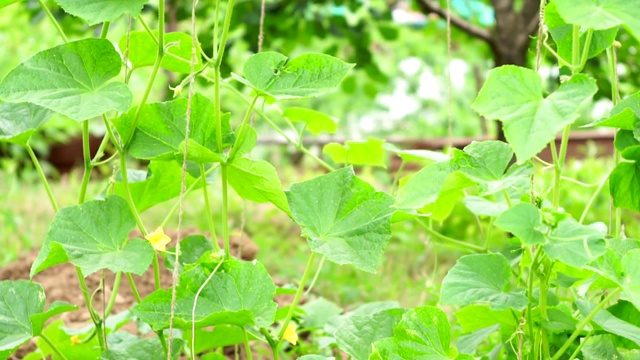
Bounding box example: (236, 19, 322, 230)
(395, 161, 451, 210)
(283, 107, 338, 135)
(576, 300, 640, 347)
(114, 93, 233, 162)
(621, 250, 640, 311)
(610, 162, 640, 212)
(553, 0, 640, 41)
(287, 167, 394, 273)
(132, 258, 277, 331)
(227, 158, 290, 215)
(0, 102, 53, 145)
(30, 195, 154, 277)
(590, 92, 640, 130)
(53, 0, 146, 25)
(119, 31, 202, 74)
(544, 219, 607, 268)
(323, 138, 387, 168)
(0, 281, 45, 356)
(494, 203, 545, 245)
(335, 308, 405, 360)
(113, 161, 200, 212)
(455, 305, 517, 333)
(232, 51, 354, 100)
(0, 39, 131, 121)
(100, 332, 182, 360)
(472, 66, 597, 163)
(440, 253, 528, 311)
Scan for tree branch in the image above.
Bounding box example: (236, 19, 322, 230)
(415, 0, 493, 43)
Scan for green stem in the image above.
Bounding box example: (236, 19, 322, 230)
(277, 252, 317, 341)
(124, 56, 163, 148)
(221, 164, 230, 259)
(25, 144, 58, 212)
(551, 288, 621, 360)
(579, 176, 608, 223)
(242, 327, 254, 360)
(79, 121, 93, 204)
(568, 330, 594, 360)
(213, 0, 220, 59)
(126, 273, 142, 303)
(37, 0, 68, 43)
(417, 219, 485, 252)
(103, 271, 122, 318)
(160, 165, 219, 228)
(304, 256, 326, 296)
(100, 21, 111, 38)
(74, 266, 104, 350)
(552, 126, 571, 211)
(119, 155, 147, 235)
(200, 164, 220, 251)
(572, 25, 580, 69)
(576, 29, 593, 73)
(502, 189, 513, 209)
(153, 254, 161, 291)
(40, 333, 69, 360)
(214, 0, 236, 67)
(90, 130, 113, 166)
(229, 95, 259, 159)
(606, 46, 622, 238)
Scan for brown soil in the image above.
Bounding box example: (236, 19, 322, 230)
(0, 228, 259, 359)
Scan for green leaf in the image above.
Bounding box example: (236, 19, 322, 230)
(335, 308, 405, 360)
(233, 51, 354, 100)
(101, 332, 183, 360)
(494, 203, 545, 245)
(30, 301, 78, 336)
(53, 0, 146, 25)
(0, 102, 53, 145)
(610, 162, 640, 212)
(34, 320, 100, 360)
(455, 305, 517, 333)
(0, 39, 131, 121)
(553, 0, 640, 41)
(581, 334, 622, 360)
(425, 171, 476, 222)
(227, 158, 291, 215)
(0, 0, 21, 9)
(287, 167, 394, 273)
(440, 253, 528, 311)
(283, 107, 338, 135)
(545, 2, 618, 62)
(544, 219, 607, 268)
(456, 324, 499, 355)
(371, 306, 453, 359)
(119, 31, 203, 74)
(113, 161, 200, 212)
(472, 66, 597, 163)
(298, 356, 335, 360)
(621, 250, 640, 311)
(576, 300, 640, 347)
(132, 258, 277, 331)
(395, 161, 451, 210)
(323, 138, 387, 168)
(0, 281, 45, 355)
(114, 93, 233, 162)
(229, 125, 257, 160)
(590, 92, 640, 130)
(386, 146, 450, 166)
(164, 235, 213, 273)
(301, 298, 343, 330)
(463, 196, 508, 217)
(542, 305, 578, 332)
(30, 195, 154, 277)
(186, 325, 253, 354)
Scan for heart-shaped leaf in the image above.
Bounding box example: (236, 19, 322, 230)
(544, 219, 607, 268)
(553, 0, 640, 41)
(227, 157, 290, 215)
(119, 31, 202, 74)
(287, 167, 394, 273)
(53, 0, 147, 25)
(100, 332, 183, 360)
(0, 102, 53, 145)
(0, 281, 45, 356)
(0, 39, 131, 121)
(283, 107, 338, 135)
(335, 308, 405, 360)
(395, 161, 452, 210)
(495, 203, 545, 245)
(610, 162, 640, 212)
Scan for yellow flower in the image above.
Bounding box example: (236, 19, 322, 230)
(70, 335, 81, 346)
(282, 322, 298, 345)
(145, 227, 171, 252)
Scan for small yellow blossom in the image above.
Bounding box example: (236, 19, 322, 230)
(145, 227, 171, 252)
(70, 335, 81, 346)
(282, 322, 298, 345)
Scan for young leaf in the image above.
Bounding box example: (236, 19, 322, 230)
(232, 51, 354, 100)
(132, 258, 277, 331)
(0, 39, 131, 121)
(119, 31, 203, 74)
(455, 305, 517, 333)
(440, 253, 528, 311)
(553, 0, 640, 41)
(227, 158, 291, 215)
(114, 93, 233, 162)
(53, 0, 146, 25)
(0, 281, 45, 355)
(494, 203, 545, 245)
(283, 107, 338, 135)
(335, 308, 405, 360)
(472, 66, 597, 163)
(33, 319, 101, 360)
(0, 102, 53, 145)
(395, 161, 451, 210)
(323, 138, 387, 168)
(589, 92, 640, 130)
(610, 162, 640, 212)
(286, 167, 394, 273)
(30, 302, 78, 336)
(164, 235, 214, 273)
(544, 219, 607, 268)
(30, 195, 154, 277)
(229, 125, 257, 159)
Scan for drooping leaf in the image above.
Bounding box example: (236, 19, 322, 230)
(232, 51, 354, 100)
(132, 258, 277, 331)
(580, 334, 622, 360)
(227, 158, 290, 215)
(100, 332, 183, 360)
(335, 308, 405, 360)
(0, 281, 45, 355)
(53, 0, 147, 25)
(0, 39, 131, 121)
(113, 161, 200, 212)
(621, 250, 640, 311)
(590, 92, 640, 130)
(114, 93, 233, 162)
(286, 167, 394, 273)
(0, 102, 53, 145)
(576, 300, 640, 347)
(463, 196, 509, 217)
(440, 253, 528, 311)
(186, 325, 254, 354)
(544, 219, 607, 268)
(456, 324, 500, 355)
(494, 203, 545, 245)
(323, 138, 387, 168)
(395, 161, 451, 210)
(283, 107, 338, 135)
(424, 171, 476, 222)
(455, 305, 517, 333)
(386, 146, 450, 166)
(33, 320, 100, 360)
(118, 31, 202, 74)
(301, 298, 343, 331)
(472, 66, 597, 163)
(553, 0, 640, 41)
(610, 162, 640, 212)
(30, 301, 78, 336)
(30, 195, 154, 277)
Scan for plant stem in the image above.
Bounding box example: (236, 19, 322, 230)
(304, 256, 326, 296)
(551, 126, 570, 211)
(214, 0, 236, 67)
(571, 25, 580, 70)
(200, 164, 220, 251)
(40, 333, 69, 360)
(579, 176, 608, 223)
(103, 271, 122, 318)
(153, 253, 161, 291)
(417, 219, 485, 252)
(190, 259, 225, 359)
(242, 327, 254, 360)
(37, 0, 68, 43)
(79, 121, 93, 204)
(277, 252, 316, 342)
(568, 330, 594, 360)
(551, 288, 621, 360)
(229, 95, 259, 159)
(161, 165, 219, 228)
(25, 144, 58, 212)
(100, 21, 110, 38)
(221, 164, 230, 259)
(126, 273, 142, 303)
(606, 46, 622, 238)
(118, 155, 147, 235)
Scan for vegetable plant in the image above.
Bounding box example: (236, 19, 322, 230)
(2, 0, 640, 359)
